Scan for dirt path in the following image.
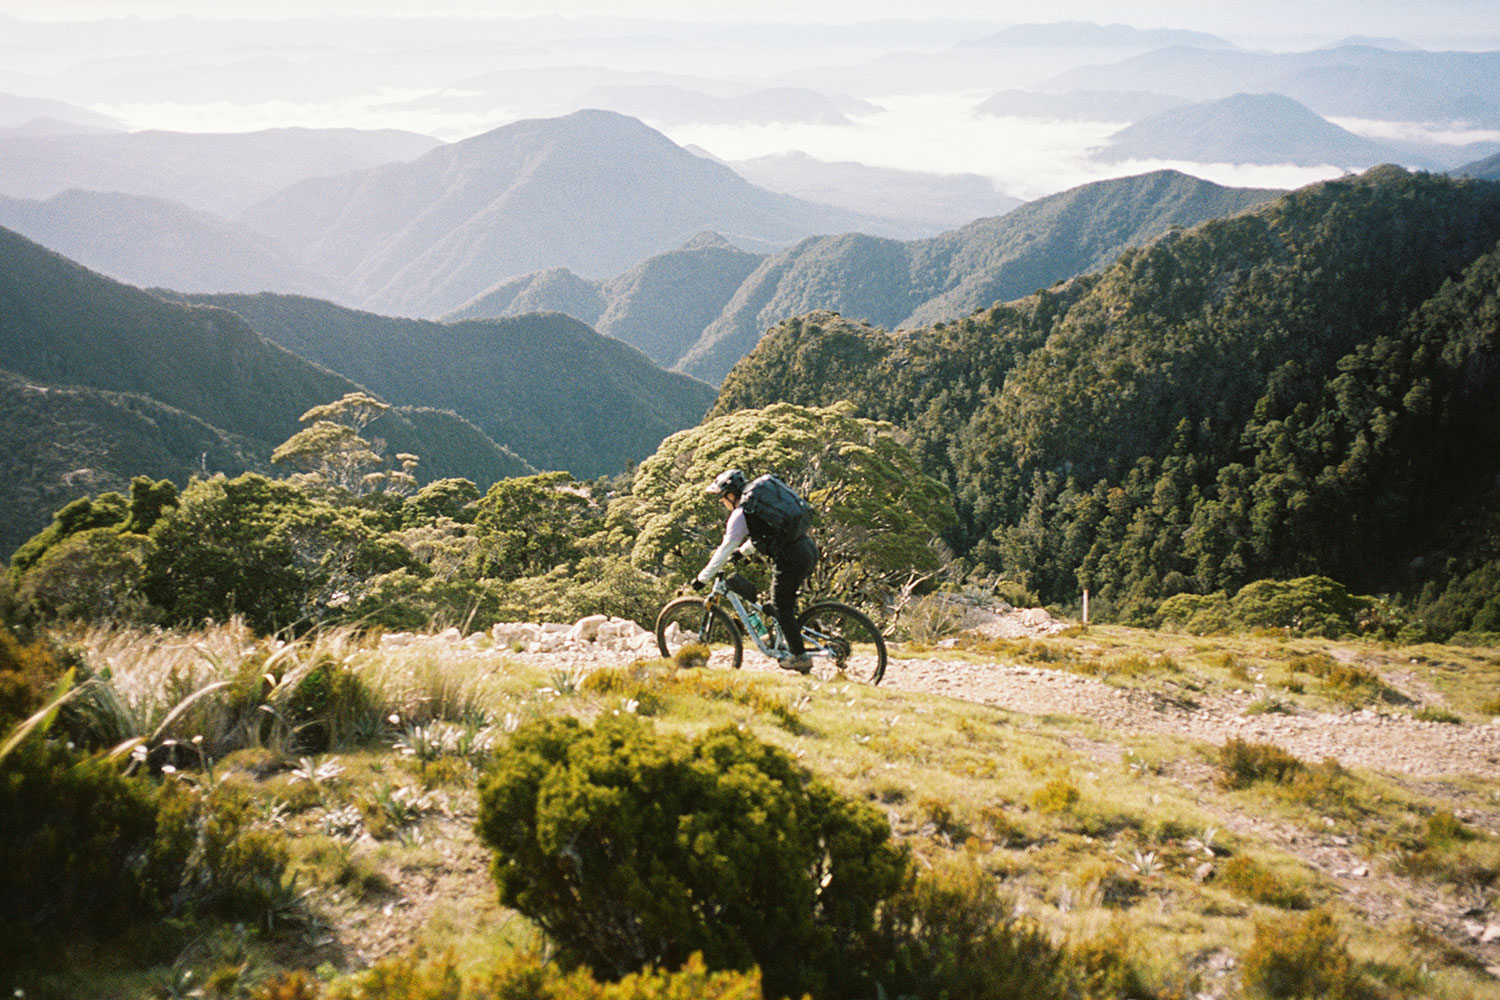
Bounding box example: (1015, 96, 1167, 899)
(879, 654, 1500, 779)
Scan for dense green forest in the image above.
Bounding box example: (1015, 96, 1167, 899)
(712, 166, 1500, 636)
(5, 399, 951, 637)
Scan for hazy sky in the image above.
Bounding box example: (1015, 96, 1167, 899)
(4, 1, 1500, 48)
(4, 1, 1499, 200)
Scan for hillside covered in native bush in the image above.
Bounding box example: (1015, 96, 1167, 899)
(711, 166, 1500, 638)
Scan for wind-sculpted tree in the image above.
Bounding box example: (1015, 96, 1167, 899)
(614, 402, 955, 610)
(271, 392, 420, 496)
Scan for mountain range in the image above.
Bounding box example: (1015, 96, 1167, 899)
(236, 109, 911, 318)
(0, 190, 335, 298)
(0, 126, 441, 217)
(451, 169, 1280, 383)
(723, 152, 1023, 235)
(172, 292, 718, 480)
(1042, 44, 1500, 130)
(0, 225, 715, 552)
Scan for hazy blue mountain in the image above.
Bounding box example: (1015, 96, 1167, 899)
(446, 234, 763, 366)
(675, 170, 1281, 383)
(1043, 45, 1500, 129)
(964, 21, 1235, 50)
(725, 152, 1023, 236)
(0, 91, 122, 131)
(238, 109, 906, 318)
(1098, 93, 1400, 167)
(0, 190, 335, 297)
(1319, 35, 1422, 51)
(799, 20, 1237, 94)
(180, 292, 719, 478)
(1456, 151, 1500, 180)
(447, 268, 609, 327)
(976, 89, 1187, 122)
(0, 126, 442, 216)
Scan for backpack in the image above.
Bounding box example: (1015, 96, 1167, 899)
(740, 474, 813, 556)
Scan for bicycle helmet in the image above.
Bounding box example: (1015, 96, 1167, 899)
(705, 468, 746, 497)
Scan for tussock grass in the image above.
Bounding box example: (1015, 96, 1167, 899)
(20, 620, 1500, 1000)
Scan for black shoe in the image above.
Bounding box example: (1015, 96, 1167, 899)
(785, 654, 813, 674)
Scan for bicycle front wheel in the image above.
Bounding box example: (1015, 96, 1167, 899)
(655, 597, 744, 670)
(798, 601, 887, 685)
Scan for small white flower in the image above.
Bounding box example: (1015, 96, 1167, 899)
(161, 764, 177, 774)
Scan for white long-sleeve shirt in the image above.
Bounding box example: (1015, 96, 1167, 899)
(697, 506, 756, 583)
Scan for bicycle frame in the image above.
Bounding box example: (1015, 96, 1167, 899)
(708, 574, 846, 665)
(708, 576, 783, 657)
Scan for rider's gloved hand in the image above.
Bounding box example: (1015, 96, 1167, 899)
(691, 578, 706, 592)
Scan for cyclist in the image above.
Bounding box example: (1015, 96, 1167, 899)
(694, 469, 819, 673)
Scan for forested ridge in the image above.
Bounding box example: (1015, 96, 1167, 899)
(712, 166, 1500, 635)
(173, 291, 718, 479)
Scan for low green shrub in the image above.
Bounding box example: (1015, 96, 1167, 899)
(1155, 592, 1232, 634)
(1219, 855, 1311, 909)
(0, 741, 162, 972)
(263, 950, 766, 1000)
(1216, 739, 1305, 790)
(1241, 909, 1366, 999)
(1392, 811, 1500, 890)
(873, 855, 1068, 1000)
(0, 623, 68, 730)
(1230, 577, 1364, 639)
(1063, 926, 1158, 1000)
(0, 734, 296, 978)
(475, 715, 908, 1000)
(1216, 740, 1359, 814)
(1031, 778, 1081, 814)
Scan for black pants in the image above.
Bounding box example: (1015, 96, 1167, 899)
(770, 535, 818, 655)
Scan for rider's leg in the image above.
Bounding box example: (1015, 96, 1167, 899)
(770, 536, 818, 656)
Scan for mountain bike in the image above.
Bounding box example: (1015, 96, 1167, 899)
(654, 571, 887, 684)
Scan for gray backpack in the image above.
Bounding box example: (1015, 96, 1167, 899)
(740, 474, 813, 555)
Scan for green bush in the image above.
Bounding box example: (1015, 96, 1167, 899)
(0, 623, 67, 730)
(1216, 739, 1306, 790)
(0, 735, 296, 978)
(1229, 577, 1364, 638)
(1241, 909, 1366, 999)
(1219, 855, 1311, 909)
(0, 740, 163, 971)
(475, 715, 908, 1000)
(1155, 591, 1232, 633)
(872, 855, 1067, 1000)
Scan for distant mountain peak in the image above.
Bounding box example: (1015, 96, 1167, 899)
(968, 20, 1236, 51)
(1100, 92, 1397, 167)
(679, 231, 742, 251)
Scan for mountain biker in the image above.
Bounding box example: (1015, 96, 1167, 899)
(694, 468, 819, 673)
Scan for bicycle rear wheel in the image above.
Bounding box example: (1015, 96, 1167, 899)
(798, 601, 887, 684)
(655, 597, 744, 670)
